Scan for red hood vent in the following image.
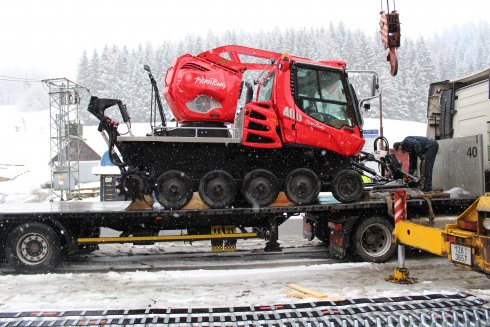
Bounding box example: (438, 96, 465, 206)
(181, 63, 210, 72)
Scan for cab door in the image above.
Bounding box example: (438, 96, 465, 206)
(291, 63, 364, 156)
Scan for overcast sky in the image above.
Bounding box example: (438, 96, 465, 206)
(0, 0, 488, 79)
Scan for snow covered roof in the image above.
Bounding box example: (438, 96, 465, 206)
(450, 67, 490, 85)
(50, 140, 101, 162)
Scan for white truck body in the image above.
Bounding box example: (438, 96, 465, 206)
(427, 67, 490, 195)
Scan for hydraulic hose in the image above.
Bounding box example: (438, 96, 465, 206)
(100, 120, 126, 167)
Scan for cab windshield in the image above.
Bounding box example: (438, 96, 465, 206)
(294, 65, 357, 129)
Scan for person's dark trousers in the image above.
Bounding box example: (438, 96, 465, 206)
(421, 141, 439, 192)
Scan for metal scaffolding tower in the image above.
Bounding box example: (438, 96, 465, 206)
(43, 78, 84, 201)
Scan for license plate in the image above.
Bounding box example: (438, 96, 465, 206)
(450, 243, 472, 266)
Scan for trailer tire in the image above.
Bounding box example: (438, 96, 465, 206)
(331, 169, 364, 203)
(5, 222, 63, 273)
(350, 216, 395, 262)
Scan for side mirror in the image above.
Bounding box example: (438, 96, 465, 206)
(144, 65, 151, 73)
(371, 75, 379, 96)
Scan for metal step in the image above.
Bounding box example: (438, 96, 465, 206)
(0, 293, 488, 326)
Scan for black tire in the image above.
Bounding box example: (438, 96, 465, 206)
(313, 222, 330, 244)
(285, 168, 321, 205)
(350, 216, 395, 262)
(155, 170, 193, 209)
(0, 238, 6, 263)
(242, 169, 279, 207)
(5, 222, 63, 273)
(331, 169, 364, 203)
(199, 170, 237, 209)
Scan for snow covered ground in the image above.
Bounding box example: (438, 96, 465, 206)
(0, 251, 489, 312)
(1, 106, 489, 313)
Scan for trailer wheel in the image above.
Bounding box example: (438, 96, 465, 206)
(242, 169, 279, 207)
(199, 170, 237, 208)
(155, 170, 193, 209)
(351, 217, 395, 262)
(5, 222, 63, 273)
(331, 169, 364, 203)
(285, 168, 321, 205)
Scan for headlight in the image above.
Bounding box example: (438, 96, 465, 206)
(483, 218, 490, 230)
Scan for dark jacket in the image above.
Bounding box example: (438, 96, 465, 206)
(400, 136, 437, 173)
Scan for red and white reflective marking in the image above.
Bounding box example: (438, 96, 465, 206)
(394, 189, 407, 224)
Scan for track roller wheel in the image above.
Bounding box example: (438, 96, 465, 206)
(331, 169, 364, 203)
(242, 169, 279, 207)
(199, 170, 237, 209)
(285, 168, 321, 205)
(155, 170, 193, 209)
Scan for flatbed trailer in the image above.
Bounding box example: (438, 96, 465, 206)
(0, 193, 476, 273)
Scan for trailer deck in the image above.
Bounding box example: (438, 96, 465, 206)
(0, 192, 477, 272)
(0, 194, 475, 221)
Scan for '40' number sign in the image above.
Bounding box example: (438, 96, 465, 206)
(467, 146, 478, 158)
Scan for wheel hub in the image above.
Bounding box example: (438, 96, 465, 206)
(163, 179, 186, 200)
(169, 183, 180, 195)
(27, 241, 41, 255)
(364, 233, 378, 245)
(361, 224, 390, 256)
(339, 177, 356, 196)
(296, 181, 308, 194)
(17, 233, 49, 265)
(250, 178, 271, 199)
(291, 178, 312, 199)
(212, 183, 224, 196)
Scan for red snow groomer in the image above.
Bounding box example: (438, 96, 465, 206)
(89, 45, 398, 210)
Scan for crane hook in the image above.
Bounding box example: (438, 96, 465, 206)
(379, 0, 400, 76)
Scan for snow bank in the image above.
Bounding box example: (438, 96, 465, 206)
(0, 256, 488, 311)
